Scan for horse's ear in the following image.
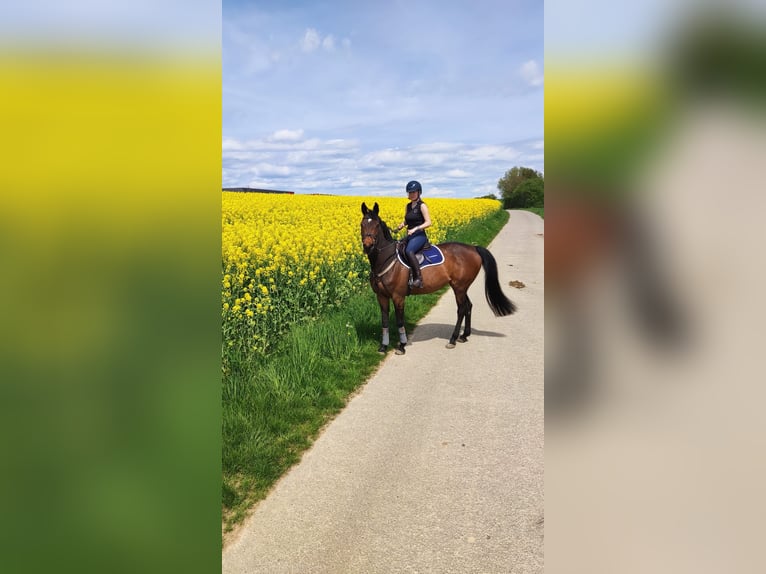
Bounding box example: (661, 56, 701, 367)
(361, 202, 368, 215)
(373, 202, 379, 215)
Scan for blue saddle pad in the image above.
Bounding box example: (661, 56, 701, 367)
(397, 244, 445, 269)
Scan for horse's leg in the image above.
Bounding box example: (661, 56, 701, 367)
(447, 287, 468, 349)
(458, 295, 473, 343)
(377, 293, 391, 354)
(392, 294, 407, 355)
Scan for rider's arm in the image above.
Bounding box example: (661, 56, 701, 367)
(417, 203, 432, 231)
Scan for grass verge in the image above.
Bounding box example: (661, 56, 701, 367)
(523, 207, 544, 218)
(221, 208, 510, 540)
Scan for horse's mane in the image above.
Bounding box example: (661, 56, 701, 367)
(362, 203, 395, 242)
(377, 217, 394, 242)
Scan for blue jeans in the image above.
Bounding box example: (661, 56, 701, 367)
(405, 231, 427, 254)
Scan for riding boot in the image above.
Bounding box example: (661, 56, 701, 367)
(406, 251, 423, 288)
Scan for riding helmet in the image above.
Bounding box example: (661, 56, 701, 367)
(406, 180, 422, 194)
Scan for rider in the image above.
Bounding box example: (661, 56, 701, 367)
(395, 180, 432, 288)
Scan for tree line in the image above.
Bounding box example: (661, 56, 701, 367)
(497, 166, 543, 209)
(476, 166, 544, 209)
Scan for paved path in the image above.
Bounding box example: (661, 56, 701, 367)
(223, 210, 544, 573)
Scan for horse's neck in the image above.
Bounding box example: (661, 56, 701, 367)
(369, 238, 397, 271)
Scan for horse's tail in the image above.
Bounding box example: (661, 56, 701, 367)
(476, 246, 517, 316)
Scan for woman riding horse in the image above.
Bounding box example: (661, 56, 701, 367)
(394, 180, 432, 288)
(361, 201, 516, 354)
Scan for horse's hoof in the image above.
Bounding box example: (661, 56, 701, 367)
(395, 344, 406, 355)
(445, 342, 456, 349)
(378, 345, 387, 354)
(457, 336, 468, 343)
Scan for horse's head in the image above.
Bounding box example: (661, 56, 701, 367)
(360, 202, 384, 254)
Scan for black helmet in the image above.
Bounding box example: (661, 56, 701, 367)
(406, 180, 422, 194)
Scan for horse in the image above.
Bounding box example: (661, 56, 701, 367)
(360, 202, 516, 354)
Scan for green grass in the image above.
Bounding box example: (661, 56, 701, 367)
(221, 208, 510, 537)
(523, 207, 544, 218)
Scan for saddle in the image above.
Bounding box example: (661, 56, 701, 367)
(396, 242, 445, 268)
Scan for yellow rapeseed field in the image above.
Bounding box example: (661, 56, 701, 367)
(222, 193, 501, 355)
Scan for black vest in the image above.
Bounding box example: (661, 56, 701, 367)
(404, 200, 426, 229)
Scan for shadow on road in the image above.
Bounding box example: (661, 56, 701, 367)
(409, 322, 507, 343)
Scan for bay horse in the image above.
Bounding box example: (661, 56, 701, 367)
(360, 202, 516, 354)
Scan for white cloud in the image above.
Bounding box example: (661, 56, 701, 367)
(301, 28, 340, 53)
(415, 142, 463, 153)
(465, 145, 520, 162)
(222, 133, 539, 199)
(325, 138, 358, 149)
(428, 186, 458, 198)
(362, 149, 407, 166)
(301, 28, 320, 52)
(222, 137, 244, 151)
(270, 129, 305, 142)
(520, 59, 544, 87)
(225, 151, 261, 162)
(249, 163, 291, 177)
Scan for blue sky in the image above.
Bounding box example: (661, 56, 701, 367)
(223, 1, 544, 198)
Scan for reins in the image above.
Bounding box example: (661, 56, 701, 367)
(367, 225, 403, 289)
(373, 255, 398, 280)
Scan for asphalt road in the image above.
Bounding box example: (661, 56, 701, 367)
(223, 210, 544, 573)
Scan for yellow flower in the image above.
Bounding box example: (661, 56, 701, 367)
(221, 192, 504, 354)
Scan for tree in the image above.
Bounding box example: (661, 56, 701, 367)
(497, 167, 543, 208)
(497, 167, 541, 198)
(511, 177, 544, 208)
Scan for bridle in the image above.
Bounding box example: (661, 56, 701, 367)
(362, 217, 399, 285)
(362, 230, 378, 249)
(361, 216, 383, 252)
